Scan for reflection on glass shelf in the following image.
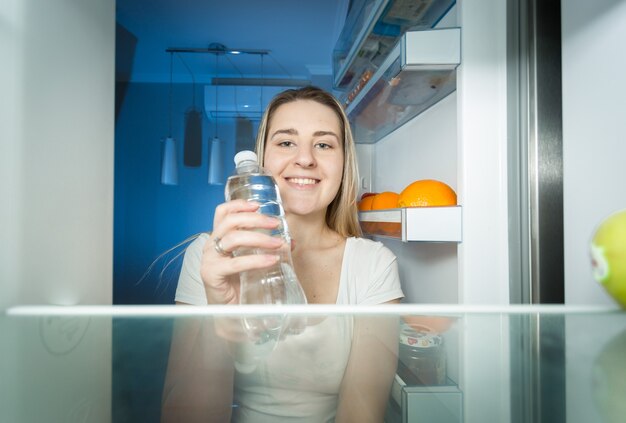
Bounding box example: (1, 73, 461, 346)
(359, 206, 462, 242)
(2, 306, 625, 423)
(389, 375, 463, 423)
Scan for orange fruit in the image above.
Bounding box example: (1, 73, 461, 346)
(370, 192, 401, 236)
(371, 191, 400, 210)
(398, 180, 457, 207)
(358, 195, 375, 211)
(358, 194, 377, 234)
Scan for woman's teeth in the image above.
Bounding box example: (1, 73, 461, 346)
(288, 178, 317, 185)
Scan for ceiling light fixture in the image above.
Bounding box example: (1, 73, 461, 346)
(165, 43, 310, 87)
(166, 44, 270, 56)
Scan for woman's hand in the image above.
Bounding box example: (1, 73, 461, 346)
(201, 199, 285, 305)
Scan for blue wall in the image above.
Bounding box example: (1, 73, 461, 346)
(114, 82, 239, 304)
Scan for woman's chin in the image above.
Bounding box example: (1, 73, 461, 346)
(285, 204, 325, 219)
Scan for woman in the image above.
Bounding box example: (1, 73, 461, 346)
(163, 86, 404, 422)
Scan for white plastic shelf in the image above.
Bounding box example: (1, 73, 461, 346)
(358, 206, 462, 242)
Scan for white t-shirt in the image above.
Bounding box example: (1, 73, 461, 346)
(175, 234, 404, 306)
(232, 315, 353, 422)
(174, 234, 404, 421)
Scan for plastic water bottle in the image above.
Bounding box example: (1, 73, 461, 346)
(225, 151, 307, 340)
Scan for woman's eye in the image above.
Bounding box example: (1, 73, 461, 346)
(277, 140, 294, 147)
(315, 142, 332, 149)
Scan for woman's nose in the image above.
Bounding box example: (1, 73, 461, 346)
(294, 146, 316, 168)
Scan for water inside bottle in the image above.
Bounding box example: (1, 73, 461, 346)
(240, 262, 306, 335)
(225, 151, 308, 366)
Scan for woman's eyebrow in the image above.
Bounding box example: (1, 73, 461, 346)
(313, 130, 339, 139)
(270, 128, 298, 139)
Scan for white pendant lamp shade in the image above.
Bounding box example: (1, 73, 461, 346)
(208, 136, 223, 185)
(161, 137, 179, 185)
(160, 52, 179, 186)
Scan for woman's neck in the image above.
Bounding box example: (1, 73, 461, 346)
(286, 212, 340, 249)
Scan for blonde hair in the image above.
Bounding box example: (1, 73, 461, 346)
(255, 86, 362, 237)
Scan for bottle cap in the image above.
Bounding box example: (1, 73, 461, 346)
(234, 150, 258, 167)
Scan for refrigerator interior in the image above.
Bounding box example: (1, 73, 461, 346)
(358, 93, 459, 304)
(354, 4, 462, 305)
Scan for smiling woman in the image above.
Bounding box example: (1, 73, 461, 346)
(163, 86, 404, 422)
(175, 86, 404, 307)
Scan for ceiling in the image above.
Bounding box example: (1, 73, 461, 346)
(116, 0, 350, 88)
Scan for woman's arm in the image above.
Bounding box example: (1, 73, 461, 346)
(161, 303, 235, 423)
(335, 300, 401, 422)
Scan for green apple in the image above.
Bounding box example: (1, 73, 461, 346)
(591, 209, 626, 308)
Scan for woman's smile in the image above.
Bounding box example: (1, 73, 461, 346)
(284, 176, 321, 189)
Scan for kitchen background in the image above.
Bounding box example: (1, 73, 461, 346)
(2, 0, 626, 309)
(114, 0, 346, 304)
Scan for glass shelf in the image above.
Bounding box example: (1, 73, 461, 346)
(359, 206, 462, 242)
(3, 306, 624, 422)
(345, 27, 461, 144)
(333, 0, 457, 93)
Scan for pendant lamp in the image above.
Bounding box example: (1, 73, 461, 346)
(161, 52, 179, 185)
(208, 136, 223, 184)
(179, 53, 203, 167)
(208, 52, 224, 185)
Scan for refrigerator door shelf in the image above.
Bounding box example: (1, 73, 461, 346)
(346, 28, 461, 144)
(358, 206, 462, 242)
(333, 0, 457, 91)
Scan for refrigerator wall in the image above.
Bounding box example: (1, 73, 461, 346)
(562, 0, 626, 306)
(0, 0, 115, 309)
(1, 316, 113, 422)
(1, 1, 114, 419)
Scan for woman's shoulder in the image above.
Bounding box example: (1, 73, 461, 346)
(347, 236, 395, 255)
(340, 237, 403, 304)
(186, 232, 210, 251)
(177, 232, 210, 266)
(345, 237, 397, 264)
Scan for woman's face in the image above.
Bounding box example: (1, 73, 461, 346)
(263, 99, 344, 218)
